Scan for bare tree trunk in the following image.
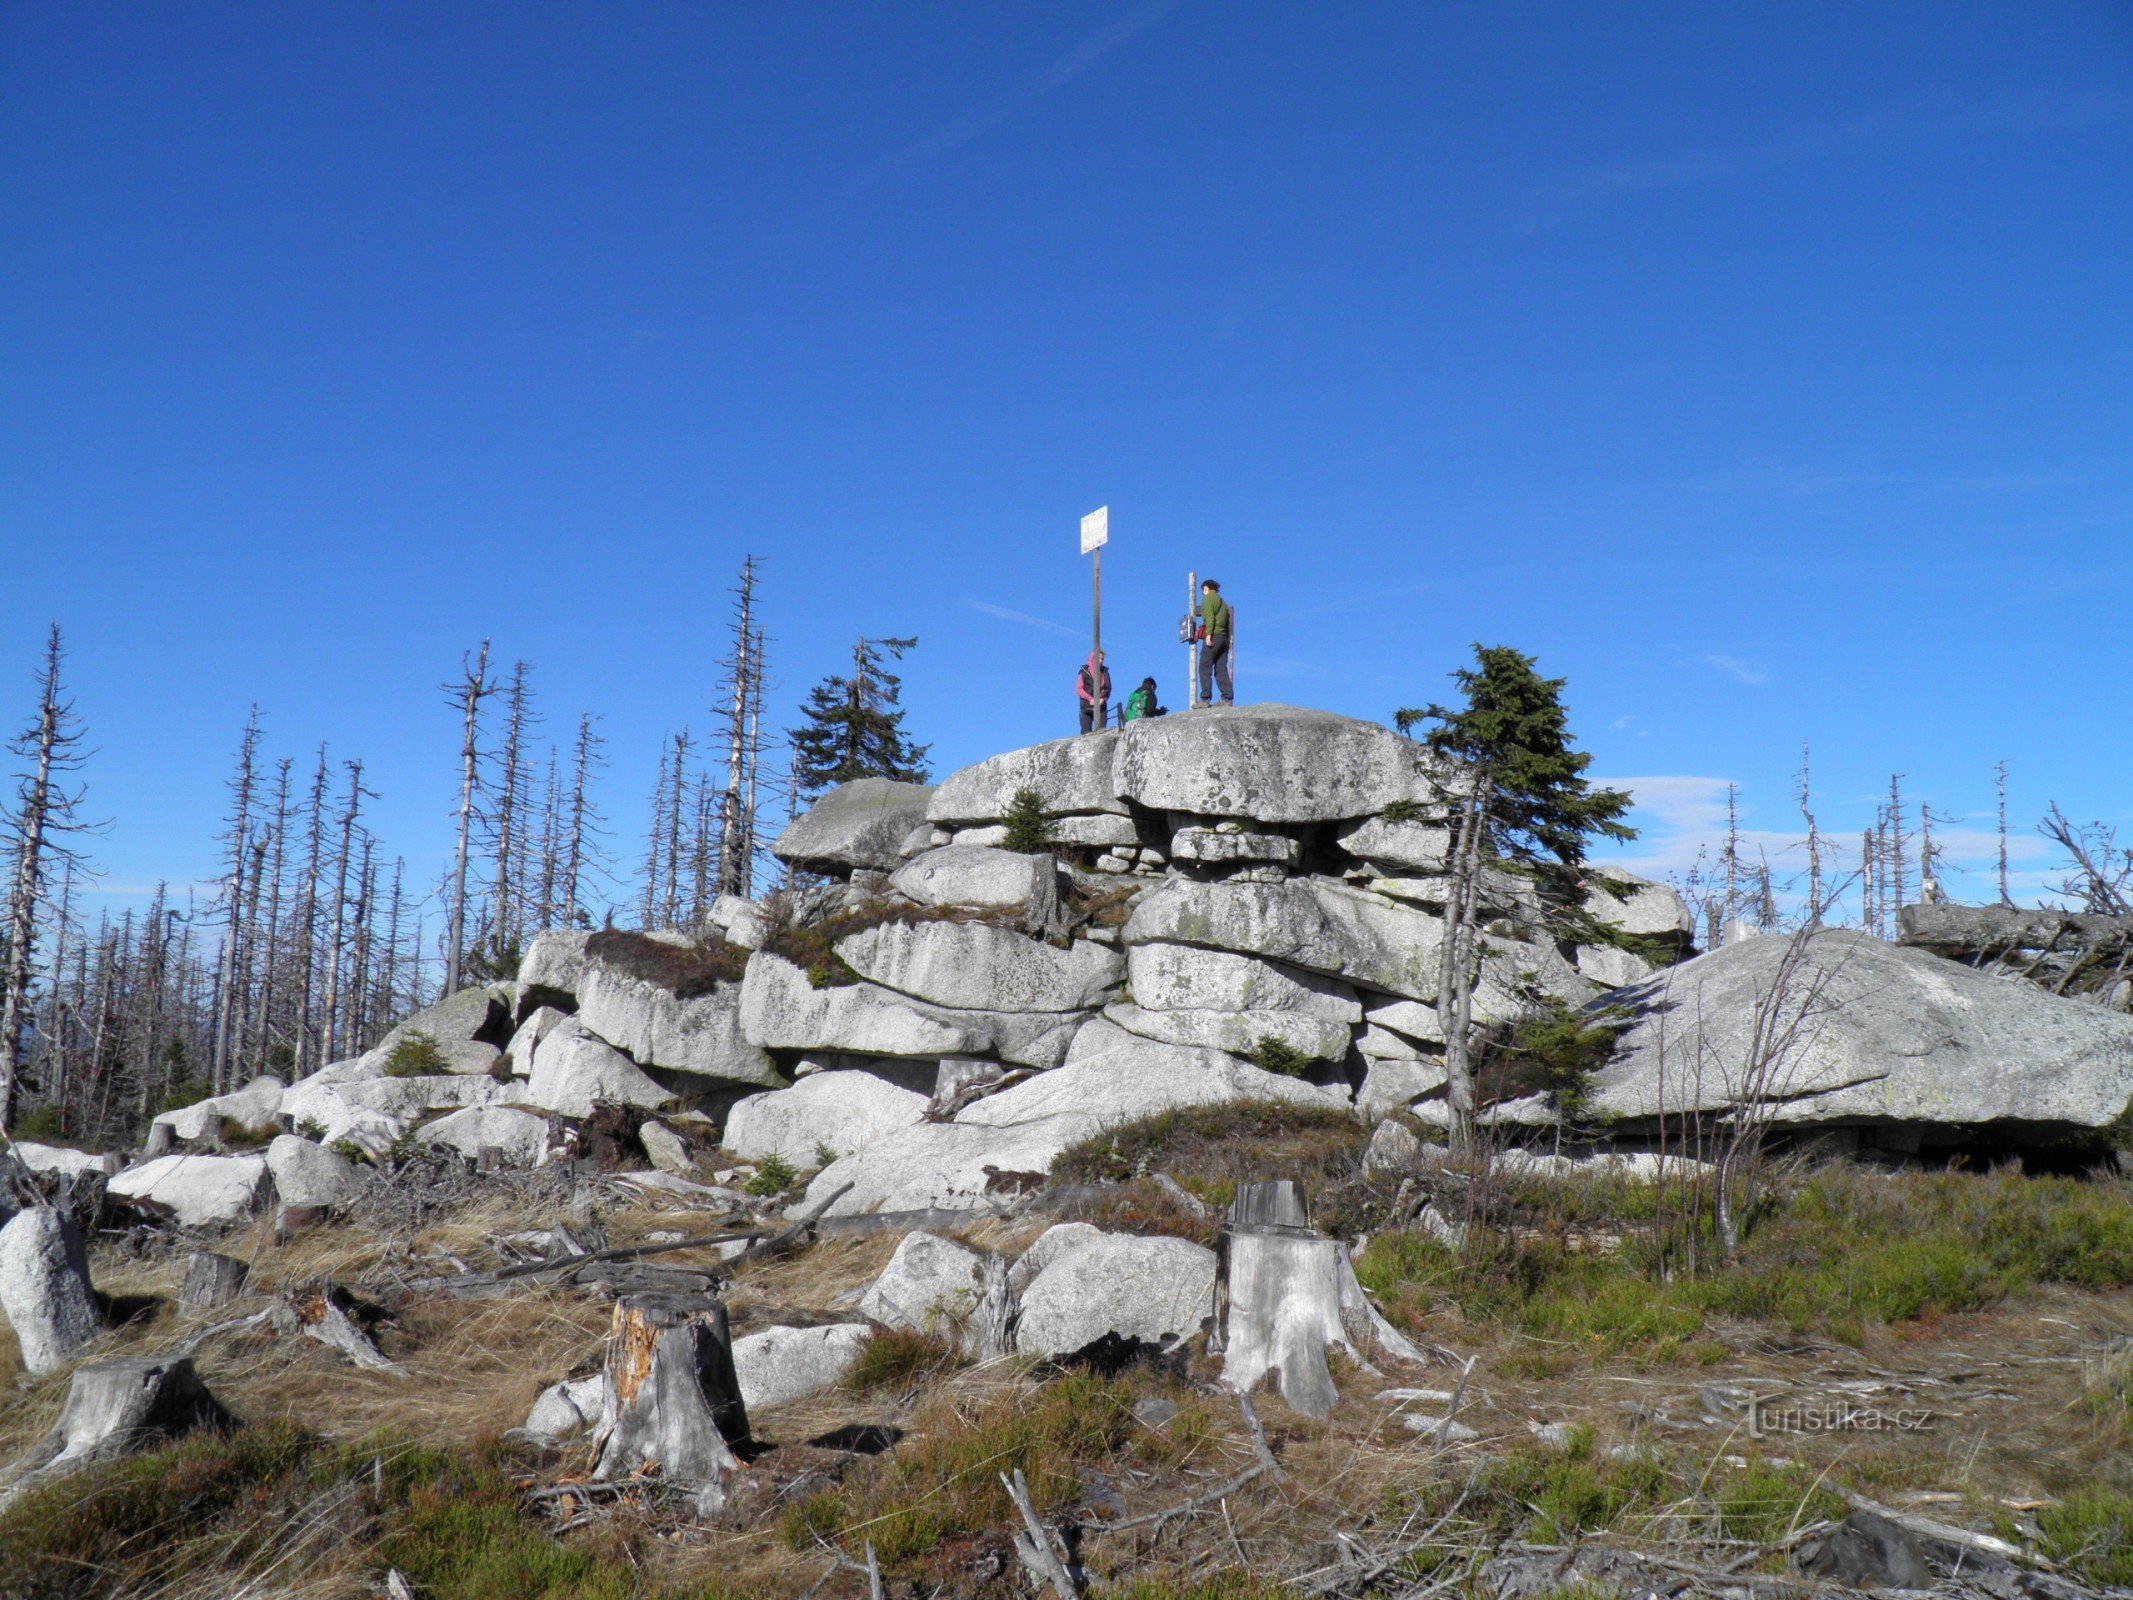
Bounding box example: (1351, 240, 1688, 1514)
(1797, 742, 1821, 923)
(1887, 774, 1906, 922)
(210, 711, 260, 1095)
(253, 760, 291, 1073)
(444, 642, 492, 998)
(642, 737, 670, 929)
(320, 762, 362, 1065)
(1995, 758, 2011, 906)
(662, 732, 690, 929)
(293, 749, 329, 1074)
(492, 661, 530, 965)
(564, 715, 598, 930)
(1435, 771, 1491, 1164)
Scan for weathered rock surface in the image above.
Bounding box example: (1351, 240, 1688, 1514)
(523, 1375, 609, 1442)
(732, 1323, 871, 1411)
(858, 1231, 987, 1334)
(506, 1005, 571, 1072)
(1170, 828, 1302, 866)
(1102, 1001, 1352, 1062)
(1126, 942, 1359, 1022)
(418, 1105, 553, 1166)
(1361, 1117, 1426, 1175)
(577, 962, 779, 1085)
(709, 894, 769, 950)
(1112, 706, 1438, 824)
(739, 953, 979, 1058)
(774, 779, 938, 874)
(527, 1018, 672, 1117)
(837, 919, 1121, 1014)
(1365, 997, 1444, 1044)
(264, 1135, 366, 1209)
(150, 1075, 286, 1144)
(796, 1021, 1346, 1217)
(889, 844, 1054, 911)
(1355, 1058, 1449, 1123)
(107, 1154, 269, 1228)
(1015, 1234, 1218, 1356)
(1588, 929, 2133, 1133)
(1590, 869, 1694, 941)
(368, 985, 513, 1072)
(10, 1142, 119, 1180)
(722, 1070, 929, 1166)
(0, 1208, 102, 1374)
(928, 732, 1123, 823)
(1575, 943, 1659, 990)
(1336, 815, 1451, 874)
(1006, 1222, 1106, 1294)
(518, 929, 593, 1002)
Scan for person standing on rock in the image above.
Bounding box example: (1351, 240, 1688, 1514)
(1196, 579, 1234, 706)
(1077, 648, 1112, 733)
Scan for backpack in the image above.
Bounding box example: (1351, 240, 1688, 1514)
(1123, 685, 1154, 722)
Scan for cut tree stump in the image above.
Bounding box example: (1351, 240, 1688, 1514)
(275, 1282, 404, 1374)
(1215, 1180, 1429, 1420)
(589, 1294, 747, 1516)
(178, 1251, 251, 1313)
(0, 1356, 230, 1507)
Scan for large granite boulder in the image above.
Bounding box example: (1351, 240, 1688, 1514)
(576, 959, 779, 1086)
(858, 1231, 987, 1334)
(1102, 1001, 1352, 1062)
(1587, 929, 2133, 1136)
(149, 1075, 285, 1144)
(1588, 869, 1694, 942)
(1112, 706, 1438, 824)
(1125, 876, 1587, 1014)
(264, 1135, 367, 1209)
(518, 929, 592, 1004)
(1336, 815, 1452, 874)
(107, 1155, 269, 1228)
(417, 1105, 553, 1167)
(526, 1017, 673, 1116)
(890, 844, 1054, 911)
(1126, 943, 1360, 1022)
(837, 920, 1122, 1014)
(927, 732, 1124, 823)
(366, 985, 514, 1074)
(1015, 1233, 1218, 1357)
(722, 1070, 929, 1166)
(732, 1323, 872, 1411)
(796, 1019, 1345, 1217)
(774, 779, 937, 875)
(7, 1143, 119, 1181)
(738, 953, 980, 1058)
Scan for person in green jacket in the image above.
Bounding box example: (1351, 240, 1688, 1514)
(1121, 676, 1166, 722)
(1196, 579, 1233, 706)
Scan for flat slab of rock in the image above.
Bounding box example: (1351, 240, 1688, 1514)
(723, 1070, 929, 1166)
(1589, 868, 1693, 941)
(1103, 1000, 1352, 1062)
(0, 1208, 102, 1374)
(1356, 1058, 1449, 1123)
(732, 1323, 871, 1410)
(264, 1135, 367, 1209)
(890, 844, 1053, 911)
(837, 919, 1122, 1013)
(739, 952, 979, 1057)
(928, 732, 1124, 823)
(858, 1231, 987, 1334)
(150, 1075, 286, 1144)
(1016, 1234, 1218, 1357)
(1589, 928, 2133, 1131)
(107, 1154, 269, 1228)
(1126, 942, 1359, 1021)
(1112, 706, 1438, 824)
(10, 1143, 119, 1180)
(1336, 815, 1452, 873)
(796, 1019, 1346, 1217)
(519, 929, 593, 1002)
(577, 962, 779, 1086)
(774, 779, 938, 874)
(1170, 827, 1301, 866)
(527, 1017, 673, 1116)
(418, 1105, 553, 1167)
(1007, 1222, 1107, 1294)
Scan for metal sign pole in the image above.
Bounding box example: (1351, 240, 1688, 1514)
(1187, 568, 1199, 709)
(1080, 506, 1110, 728)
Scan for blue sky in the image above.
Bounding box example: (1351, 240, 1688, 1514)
(2, 2, 2129, 922)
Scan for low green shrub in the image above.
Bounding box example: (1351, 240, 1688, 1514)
(843, 1327, 957, 1393)
(1243, 1037, 1317, 1078)
(744, 1153, 798, 1196)
(1002, 786, 1057, 854)
(382, 1030, 449, 1077)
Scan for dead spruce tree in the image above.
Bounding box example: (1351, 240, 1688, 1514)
(1, 626, 99, 1131)
(714, 556, 771, 898)
(1397, 645, 1633, 1164)
(443, 641, 494, 998)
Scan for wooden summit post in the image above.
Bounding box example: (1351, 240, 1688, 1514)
(1082, 505, 1108, 726)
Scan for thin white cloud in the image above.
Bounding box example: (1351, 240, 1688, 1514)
(962, 599, 1081, 640)
(1698, 653, 1770, 687)
(842, 0, 1179, 194)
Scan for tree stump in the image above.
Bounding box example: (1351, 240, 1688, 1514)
(275, 1282, 403, 1373)
(179, 1251, 251, 1313)
(1215, 1181, 1428, 1420)
(589, 1294, 746, 1516)
(0, 1206, 103, 1376)
(0, 1356, 229, 1508)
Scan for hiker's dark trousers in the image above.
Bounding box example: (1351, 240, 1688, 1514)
(1079, 699, 1105, 734)
(1198, 637, 1233, 706)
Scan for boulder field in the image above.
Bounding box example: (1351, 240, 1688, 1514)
(69, 703, 2133, 1235)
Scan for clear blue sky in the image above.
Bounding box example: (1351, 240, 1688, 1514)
(3, 2, 2129, 919)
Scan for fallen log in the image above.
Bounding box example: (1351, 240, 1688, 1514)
(0, 1356, 230, 1507)
(588, 1294, 748, 1517)
(1898, 902, 2133, 957)
(276, 1282, 404, 1374)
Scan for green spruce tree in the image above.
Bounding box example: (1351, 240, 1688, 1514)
(787, 636, 931, 801)
(1396, 644, 1635, 1161)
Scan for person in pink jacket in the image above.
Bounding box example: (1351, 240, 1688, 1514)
(1076, 648, 1111, 733)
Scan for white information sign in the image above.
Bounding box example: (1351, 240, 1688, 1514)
(1080, 505, 1109, 555)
